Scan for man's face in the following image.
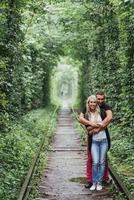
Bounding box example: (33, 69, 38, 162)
(96, 94, 105, 106)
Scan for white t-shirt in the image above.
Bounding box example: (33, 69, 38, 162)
(89, 113, 106, 141)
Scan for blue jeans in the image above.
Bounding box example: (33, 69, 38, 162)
(91, 138, 108, 184)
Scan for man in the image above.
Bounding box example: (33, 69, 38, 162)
(79, 91, 112, 188)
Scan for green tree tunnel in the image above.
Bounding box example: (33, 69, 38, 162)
(0, 0, 134, 199)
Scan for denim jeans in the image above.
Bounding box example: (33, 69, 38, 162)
(91, 138, 108, 184)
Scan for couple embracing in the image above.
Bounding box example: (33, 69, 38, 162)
(79, 91, 112, 191)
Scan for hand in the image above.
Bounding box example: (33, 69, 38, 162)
(87, 126, 93, 131)
(88, 127, 100, 135)
(97, 122, 105, 128)
(92, 127, 101, 134)
(90, 122, 99, 128)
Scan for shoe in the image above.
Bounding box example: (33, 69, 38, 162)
(96, 183, 102, 191)
(89, 183, 96, 191)
(85, 182, 92, 188)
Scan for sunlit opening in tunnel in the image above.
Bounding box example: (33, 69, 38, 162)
(50, 57, 78, 108)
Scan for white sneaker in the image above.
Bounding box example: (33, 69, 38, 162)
(89, 183, 96, 191)
(96, 183, 102, 191)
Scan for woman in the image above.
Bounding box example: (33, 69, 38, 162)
(85, 95, 110, 191)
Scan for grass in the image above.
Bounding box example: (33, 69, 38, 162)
(0, 106, 58, 200)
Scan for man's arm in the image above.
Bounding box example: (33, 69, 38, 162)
(99, 110, 113, 128)
(79, 112, 99, 128)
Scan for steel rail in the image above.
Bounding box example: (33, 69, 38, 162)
(17, 106, 59, 200)
(108, 163, 133, 200)
(71, 107, 134, 200)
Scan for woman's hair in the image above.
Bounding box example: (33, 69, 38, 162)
(86, 95, 100, 119)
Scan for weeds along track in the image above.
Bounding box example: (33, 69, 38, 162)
(17, 106, 59, 200)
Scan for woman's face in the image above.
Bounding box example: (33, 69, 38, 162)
(88, 99, 97, 111)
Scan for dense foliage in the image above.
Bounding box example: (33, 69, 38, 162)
(0, 0, 133, 198)
(0, 1, 61, 199)
(0, 0, 62, 128)
(0, 106, 57, 200)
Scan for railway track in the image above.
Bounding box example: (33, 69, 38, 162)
(17, 107, 133, 200)
(17, 106, 59, 200)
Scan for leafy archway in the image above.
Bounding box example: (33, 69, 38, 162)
(50, 57, 79, 107)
